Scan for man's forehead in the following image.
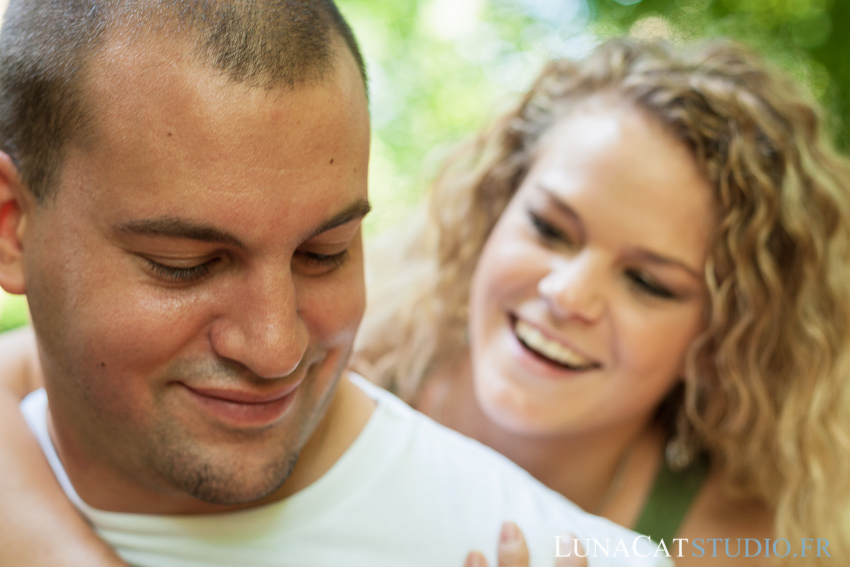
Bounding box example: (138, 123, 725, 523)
(54, 31, 371, 250)
(76, 30, 367, 158)
(80, 28, 367, 140)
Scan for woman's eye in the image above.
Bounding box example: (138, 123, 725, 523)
(627, 269, 676, 300)
(146, 259, 215, 284)
(528, 211, 569, 244)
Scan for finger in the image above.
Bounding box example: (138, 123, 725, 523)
(498, 522, 530, 567)
(555, 534, 588, 567)
(464, 550, 488, 567)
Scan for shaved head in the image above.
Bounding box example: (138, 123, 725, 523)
(0, 0, 365, 201)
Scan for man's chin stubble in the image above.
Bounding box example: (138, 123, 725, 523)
(163, 448, 303, 506)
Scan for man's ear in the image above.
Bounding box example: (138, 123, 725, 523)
(0, 151, 30, 295)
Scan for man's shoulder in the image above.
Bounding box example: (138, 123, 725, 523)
(351, 373, 573, 510)
(22, 378, 670, 567)
(352, 372, 545, 481)
(349, 375, 670, 567)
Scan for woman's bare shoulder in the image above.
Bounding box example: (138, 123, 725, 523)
(675, 470, 772, 566)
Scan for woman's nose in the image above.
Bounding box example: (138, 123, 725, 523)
(537, 255, 605, 323)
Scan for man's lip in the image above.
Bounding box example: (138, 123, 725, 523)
(181, 383, 300, 405)
(179, 381, 302, 429)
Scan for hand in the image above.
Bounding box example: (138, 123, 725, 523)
(463, 522, 588, 567)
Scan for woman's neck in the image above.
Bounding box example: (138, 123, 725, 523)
(417, 355, 664, 523)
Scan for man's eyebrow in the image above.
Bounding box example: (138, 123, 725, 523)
(307, 199, 371, 238)
(113, 200, 371, 246)
(115, 217, 244, 247)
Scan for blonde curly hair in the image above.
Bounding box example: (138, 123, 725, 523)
(353, 38, 850, 562)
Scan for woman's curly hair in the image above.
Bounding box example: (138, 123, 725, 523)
(353, 38, 850, 561)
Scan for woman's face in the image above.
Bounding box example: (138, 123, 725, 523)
(468, 101, 715, 438)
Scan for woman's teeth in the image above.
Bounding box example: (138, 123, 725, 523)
(514, 320, 597, 370)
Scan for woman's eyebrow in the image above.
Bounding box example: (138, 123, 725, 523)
(537, 184, 701, 279)
(537, 185, 581, 222)
(536, 184, 586, 241)
(631, 249, 702, 280)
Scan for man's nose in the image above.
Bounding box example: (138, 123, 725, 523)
(210, 269, 308, 379)
(537, 254, 605, 323)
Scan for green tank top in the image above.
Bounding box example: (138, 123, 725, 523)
(633, 453, 711, 547)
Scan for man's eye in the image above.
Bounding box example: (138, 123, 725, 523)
(296, 250, 350, 272)
(626, 269, 676, 300)
(145, 259, 213, 283)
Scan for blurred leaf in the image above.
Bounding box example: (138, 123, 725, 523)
(0, 292, 28, 333)
(334, 0, 849, 238)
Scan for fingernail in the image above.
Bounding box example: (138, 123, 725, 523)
(500, 521, 519, 544)
(465, 551, 486, 567)
(558, 533, 576, 555)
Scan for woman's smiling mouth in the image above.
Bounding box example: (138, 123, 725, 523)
(512, 318, 600, 371)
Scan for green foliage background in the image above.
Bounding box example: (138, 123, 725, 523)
(1, 0, 847, 331)
(335, 0, 848, 235)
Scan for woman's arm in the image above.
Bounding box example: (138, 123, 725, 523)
(0, 325, 42, 398)
(0, 327, 127, 566)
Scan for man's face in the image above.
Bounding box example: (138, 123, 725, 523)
(18, 36, 370, 512)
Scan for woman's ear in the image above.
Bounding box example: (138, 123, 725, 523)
(0, 152, 30, 295)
